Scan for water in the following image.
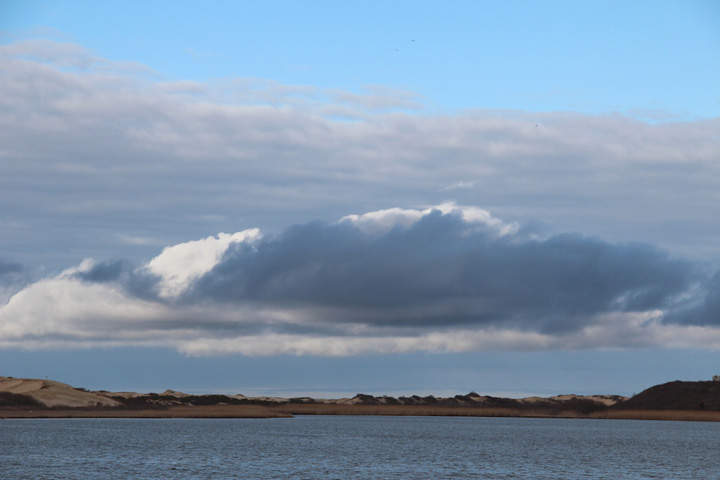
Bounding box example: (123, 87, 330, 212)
(2, 416, 718, 479)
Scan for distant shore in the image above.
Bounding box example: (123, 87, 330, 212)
(3, 376, 720, 422)
(3, 404, 720, 422)
(0, 405, 290, 419)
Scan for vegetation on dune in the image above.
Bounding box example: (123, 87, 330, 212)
(107, 393, 287, 408)
(614, 381, 720, 411)
(0, 391, 43, 408)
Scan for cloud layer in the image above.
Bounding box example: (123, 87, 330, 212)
(2, 204, 718, 356)
(2, 39, 720, 273)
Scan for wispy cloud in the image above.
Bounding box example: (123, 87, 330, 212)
(439, 181, 478, 191)
(2, 39, 719, 271)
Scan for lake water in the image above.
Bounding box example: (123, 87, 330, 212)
(2, 416, 718, 479)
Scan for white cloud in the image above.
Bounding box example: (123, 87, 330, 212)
(147, 229, 261, 298)
(116, 234, 163, 246)
(340, 202, 518, 237)
(340, 207, 427, 235)
(173, 329, 554, 357)
(439, 180, 478, 191)
(0, 275, 169, 343)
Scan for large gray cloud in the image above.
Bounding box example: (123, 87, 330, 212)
(185, 209, 695, 334)
(1, 39, 719, 274)
(0, 205, 718, 355)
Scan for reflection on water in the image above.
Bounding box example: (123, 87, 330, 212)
(2, 416, 718, 479)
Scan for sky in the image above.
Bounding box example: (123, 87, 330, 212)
(0, 0, 719, 398)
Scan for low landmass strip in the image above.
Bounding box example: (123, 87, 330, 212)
(2, 376, 719, 422)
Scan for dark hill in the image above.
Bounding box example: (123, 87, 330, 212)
(616, 381, 720, 411)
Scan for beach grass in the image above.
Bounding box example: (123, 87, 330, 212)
(4, 404, 720, 422)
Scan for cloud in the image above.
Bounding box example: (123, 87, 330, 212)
(147, 229, 261, 298)
(439, 181, 478, 191)
(665, 270, 720, 327)
(1, 39, 103, 70)
(1, 204, 717, 355)
(1, 39, 719, 355)
(1, 39, 719, 273)
(0, 260, 23, 276)
(186, 204, 692, 334)
(0, 259, 30, 304)
(330, 84, 424, 112)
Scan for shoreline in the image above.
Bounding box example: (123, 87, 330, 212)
(0, 405, 291, 419)
(3, 405, 720, 422)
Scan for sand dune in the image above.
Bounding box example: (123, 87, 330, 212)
(1, 375, 629, 410)
(0, 376, 121, 408)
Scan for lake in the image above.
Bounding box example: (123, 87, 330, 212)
(2, 416, 718, 479)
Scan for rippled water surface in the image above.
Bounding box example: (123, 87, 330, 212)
(2, 416, 718, 479)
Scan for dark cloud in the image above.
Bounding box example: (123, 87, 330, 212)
(0, 259, 31, 303)
(184, 210, 695, 334)
(71, 260, 163, 303)
(0, 259, 24, 276)
(695, 272, 720, 325)
(667, 270, 720, 326)
(0, 258, 29, 285)
(73, 260, 128, 283)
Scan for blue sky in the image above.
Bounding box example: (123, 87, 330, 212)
(1, 0, 719, 398)
(4, 0, 719, 118)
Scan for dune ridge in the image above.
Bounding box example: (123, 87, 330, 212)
(0, 376, 121, 408)
(3, 376, 720, 422)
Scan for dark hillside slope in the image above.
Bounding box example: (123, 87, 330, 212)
(0, 391, 43, 407)
(616, 381, 720, 411)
